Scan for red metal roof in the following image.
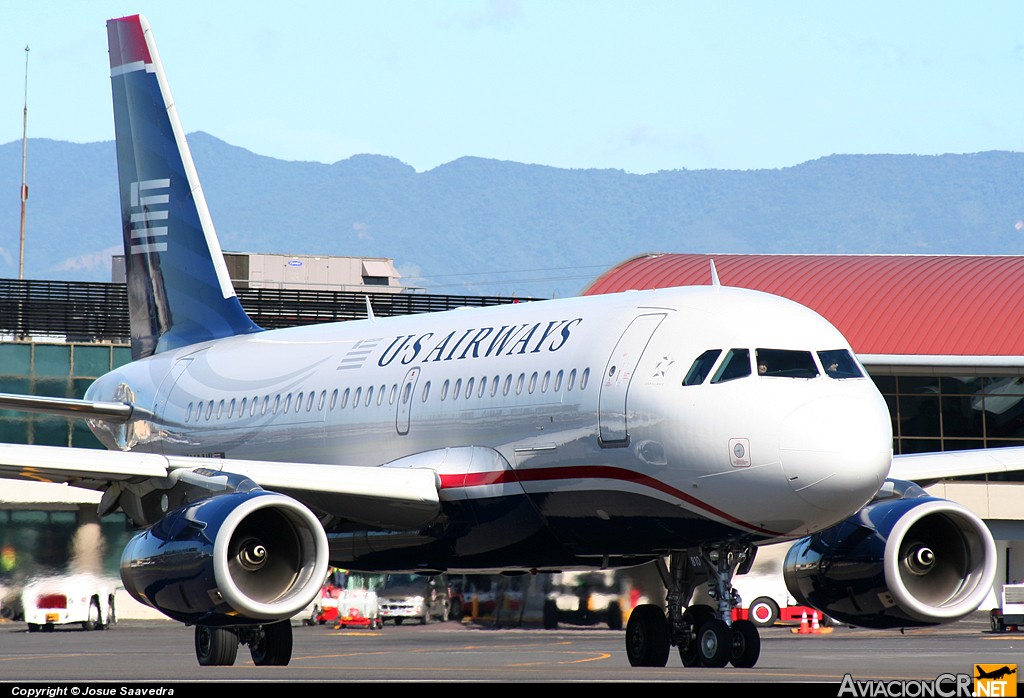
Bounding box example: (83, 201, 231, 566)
(582, 254, 1024, 357)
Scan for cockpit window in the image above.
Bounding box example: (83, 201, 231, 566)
(818, 349, 863, 379)
(711, 348, 751, 383)
(756, 349, 819, 378)
(683, 349, 722, 386)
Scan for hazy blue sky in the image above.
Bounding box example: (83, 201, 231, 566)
(3, 1, 1024, 174)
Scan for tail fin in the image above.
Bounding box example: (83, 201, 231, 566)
(107, 15, 261, 359)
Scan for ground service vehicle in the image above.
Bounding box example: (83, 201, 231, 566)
(332, 572, 383, 628)
(989, 583, 1024, 632)
(543, 571, 624, 630)
(728, 572, 824, 627)
(21, 574, 118, 632)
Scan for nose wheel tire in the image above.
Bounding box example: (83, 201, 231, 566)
(696, 618, 731, 668)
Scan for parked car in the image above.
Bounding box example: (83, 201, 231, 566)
(377, 573, 450, 625)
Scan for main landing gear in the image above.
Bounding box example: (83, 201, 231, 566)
(194, 620, 294, 666)
(626, 545, 761, 669)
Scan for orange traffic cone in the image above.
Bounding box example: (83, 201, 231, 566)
(810, 611, 821, 634)
(793, 609, 810, 634)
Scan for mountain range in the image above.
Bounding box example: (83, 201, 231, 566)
(2, 133, 1024, 299)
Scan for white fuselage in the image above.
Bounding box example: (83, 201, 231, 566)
(86, 285, 893, 554)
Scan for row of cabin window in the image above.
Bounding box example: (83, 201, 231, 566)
(183, 367, 592, 423)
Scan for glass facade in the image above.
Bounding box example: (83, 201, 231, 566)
(0, 342, 132, 447)
(873, 373, 1024, 481)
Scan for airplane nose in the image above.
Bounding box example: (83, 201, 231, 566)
(779, 394, 892, 516)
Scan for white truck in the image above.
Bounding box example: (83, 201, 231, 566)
(989, 583, 1024, 632)
(20, 573, 118, 632)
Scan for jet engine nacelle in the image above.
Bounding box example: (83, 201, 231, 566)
(120, 489, 329, 626)
(783, 480, 996, 629)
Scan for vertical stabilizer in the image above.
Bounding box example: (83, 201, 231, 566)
(107, 15, 261, 359)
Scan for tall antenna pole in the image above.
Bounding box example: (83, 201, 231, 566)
(18, 45, 29, 281)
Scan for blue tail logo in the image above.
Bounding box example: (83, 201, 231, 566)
(108, 15, 261, 359)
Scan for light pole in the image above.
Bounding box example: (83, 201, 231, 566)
(18, 45, 29, 281)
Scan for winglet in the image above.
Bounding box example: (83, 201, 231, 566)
(365, 296, 376, 321)
(107, 14, 262, 359)
(710, 260, 721, 287)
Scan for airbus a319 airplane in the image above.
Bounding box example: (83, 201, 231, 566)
(0, 13, 1017, 669)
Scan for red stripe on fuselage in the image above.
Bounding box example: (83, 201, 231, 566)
(440, 465, 782, 536)
(108, 15, 150, 69)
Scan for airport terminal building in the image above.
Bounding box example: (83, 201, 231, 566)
(3, 252, 1024, 612)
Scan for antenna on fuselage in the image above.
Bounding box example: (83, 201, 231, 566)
(365, 296, 376, 321)
(709, 259, 721, 287)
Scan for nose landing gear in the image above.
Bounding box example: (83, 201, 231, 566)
(625, 545, 761, 669)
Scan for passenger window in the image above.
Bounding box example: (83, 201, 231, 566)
(491, 376, 499, 397)
(389, 384, 397, 405)
(756, 348, 819, 378)
(353, 387, 362, 407)
(567, 369, 577, 391)
(377, 385, 386, 406)
(284, 394, 293, 413)
(503, 375, 512, 396)
(365, 386, 374, 407)
(205, 400, 214, 420)
(239, 397, 246, 417)
(402, 382, 412, 404)
(340, 388, 349, 408)
(329, 389, 338, 410)
(421, 381, 431, 402)
(272, 395, 281, 414)
(554, 370, 563, 392)
(818, 349, 863, 379)
(541, 371, 550, 393)
(528, 372, 538, 394)
(453, 379, 462, 400)
(580, 368, 590, 390)
(186, 403, 193, 422)
(441, 380, 449, 401)
(516, 373, 525, 395)
(216, 400, 224, 420)
(466, 378, 475, 399)
(311, 392, 320, 411)
(478, 376, 487, 398)
(227, 399, 235, 418)
(683, 349, 722, 386)
(296, 392, 303, 412)
(261, 396, 269, 415)
(711, 349, 751, 383)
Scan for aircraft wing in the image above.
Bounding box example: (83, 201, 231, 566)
(0, 442, 441, 530)
(889, 445, 1024, 483)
